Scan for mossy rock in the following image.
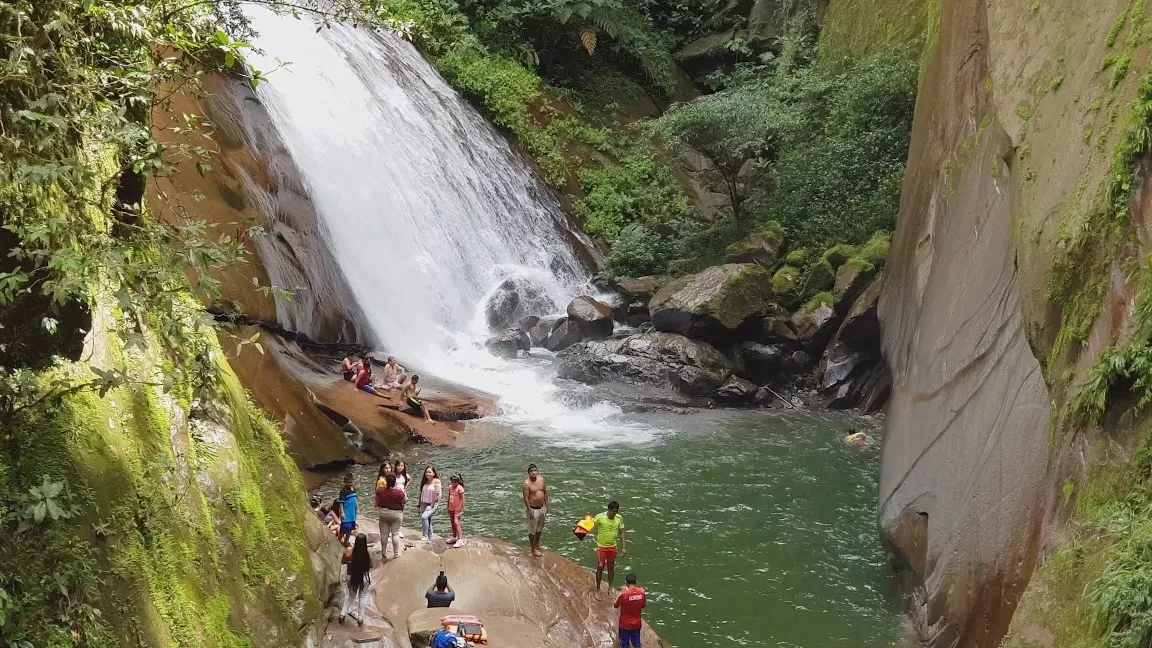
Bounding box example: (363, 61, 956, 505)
(821, 244, 860, 270)
(858, 233, 891, 265)
(834, 258, 879, 303)
(772, 265, 803, 307)
(804, 292, 836, 312)
(800, 259, 836, 301)
(785, 248, 809, 265)
(650, 263, 778, 340)
(724, 222, 786, 267)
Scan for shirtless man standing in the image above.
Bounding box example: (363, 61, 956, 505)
(522, 464, 548, 557)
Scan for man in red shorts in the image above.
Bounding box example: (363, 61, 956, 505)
(593, 501, 625, 596)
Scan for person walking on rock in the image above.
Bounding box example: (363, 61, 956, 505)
(375, 473, 406, 561)
(340, 533, 372, 626)
(419, 466, 442, 541)
(447, 472, 466, 548)
(614, 573, 646, 648)
(593, 501, 626, 595)
(522, 464, 548, 557)
(336, 476, 359, 543)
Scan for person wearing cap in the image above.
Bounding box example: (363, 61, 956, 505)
(447, 472, 466, 548)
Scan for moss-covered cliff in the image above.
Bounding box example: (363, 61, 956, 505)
(871, 0, 1152, 645)
(0, 304, 331, 647)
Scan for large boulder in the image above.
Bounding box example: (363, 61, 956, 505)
(738, 340, 803, 383)
(528, 315, 561, 347)
(485, 328, 531, 359)
(816, 277, 887, 411)
(649, 263, 776, 343)
(557, 331, 733, 396)
(566, 296, 615, 340)
(747, 0, 784, 48)
(610, 275, 671, 301)
(789, 302, 840, 355)
(714, 375, 759, 404)
(483, 276, 561, 331)
(723, 222, 785, 267)
(371, 532, 665, 648)
(740, 314, 799, 348)
(544, 318, 582, 352)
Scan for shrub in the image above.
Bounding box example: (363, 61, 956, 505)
(575, 151, 693, 242)
(608, 223, 680, 277)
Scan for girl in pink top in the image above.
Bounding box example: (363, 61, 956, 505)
(447, 473, 466, 548)
(418, 466, 441, 541)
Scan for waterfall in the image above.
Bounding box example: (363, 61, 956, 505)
(240, 9, 669, 446)
(244, 9, 595, 370)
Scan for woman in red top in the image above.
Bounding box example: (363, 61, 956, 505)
(355, 358, 386, 398)
(614, 572, 647, 648)
(447, 473, 466, 548)
(375, 473, 406, 560)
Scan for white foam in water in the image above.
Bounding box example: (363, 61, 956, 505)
(245, 10, 665, 448)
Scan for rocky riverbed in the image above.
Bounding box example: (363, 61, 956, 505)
(482, 226, 891, 413)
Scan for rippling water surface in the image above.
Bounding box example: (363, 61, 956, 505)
(319, 408, 901, 647)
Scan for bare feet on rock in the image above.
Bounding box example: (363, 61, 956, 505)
(532, 548, 544, 557)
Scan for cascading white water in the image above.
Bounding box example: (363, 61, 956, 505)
(245, 10, 664, 445)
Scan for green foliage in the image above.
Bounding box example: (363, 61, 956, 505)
(575, 149, 693, 240)
(607, 223, 678, 276)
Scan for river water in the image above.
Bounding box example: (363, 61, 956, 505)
(317, 409, 902, 647)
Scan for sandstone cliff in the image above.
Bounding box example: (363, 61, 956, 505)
(866, 0, 1152, 645)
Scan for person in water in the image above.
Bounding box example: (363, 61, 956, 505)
(844, 428, 874, 450)
(378, 356, 408, 391)
(418, 466, 442, 541)
(336, 478, 359, 543)
(340, 355, 357, 381)
(340, 533, 372, 626)
(425, 571, 455, 608)
(401, 375, 433, 423)
(614, 573, 647, 648)
(447, 472, 466, 548)
(593, 501, 626, 595)
(394, 460, 410, 492)
(375, 473, 406, 561)
(355, 357, 387, 398)
(522, 464, 548, 557)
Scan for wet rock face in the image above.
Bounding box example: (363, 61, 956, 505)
(816, 276, 888, 412)
(566, 296, 615, 339)
(485, 328, 531, 359)
(544, 318, 583, 352)
(557, 331, 733, 396)
(877, 0, 1058, 644)
(482, 276, 562, 332)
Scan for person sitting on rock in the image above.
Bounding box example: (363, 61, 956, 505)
(402, 375, 434, 424)
(340, 355, 357, 381)
(354, 357, 387, 399)
(425, 571, 455, 608)
(377, 356, 408, 391)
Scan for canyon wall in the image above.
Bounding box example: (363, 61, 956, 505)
(865, 0, 1152, 645)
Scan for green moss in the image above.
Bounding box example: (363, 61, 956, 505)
(804, 292, 835, 312)
(702, 265, 777, 329)
(0, 321, 318, 648)
(858, 233, 891, 264)
(1016, 103, 1034, 121)
(800, 259, 836, 301)
(819, 0, 937, 64)
(772, 265, 802, 300)
(1049, 75, 1065, 92)
(820, 244, 859, 269)
(724, 222, 786, 267)
(784, 248, 809, 265)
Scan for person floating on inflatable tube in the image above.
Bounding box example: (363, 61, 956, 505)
(844, 428, 874, 450)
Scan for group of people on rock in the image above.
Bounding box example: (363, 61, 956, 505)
(313, 462, 646, 645)
(341, 354, 433, 424)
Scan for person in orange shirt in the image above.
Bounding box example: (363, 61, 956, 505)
(447, 472, 466, 548)
(614, 572, 646, 648)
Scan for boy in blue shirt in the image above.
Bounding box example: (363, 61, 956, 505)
(336, 475, 358, 542)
